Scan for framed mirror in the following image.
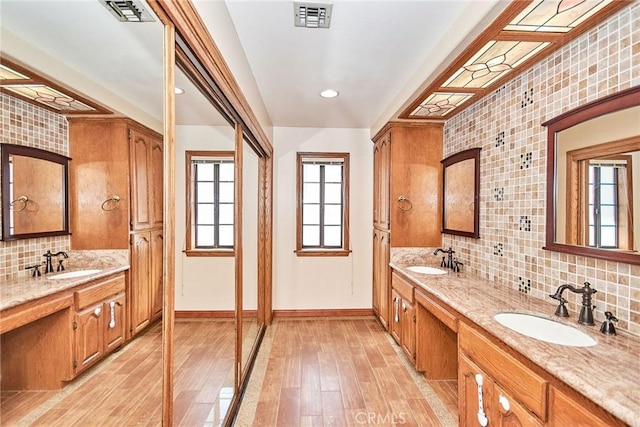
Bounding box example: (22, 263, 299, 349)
(543, 86, 640, 265)
(441, 147, 481, 238)
(0, 144, 70, 241)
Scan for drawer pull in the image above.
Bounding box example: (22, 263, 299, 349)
(475, 374, 489, 427)
(94, 307, 102, 317)
(499, 394, 510, 412)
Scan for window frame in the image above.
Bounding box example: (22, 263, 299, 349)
(184, 150, 235, 257)
(295, 152, 350, 257)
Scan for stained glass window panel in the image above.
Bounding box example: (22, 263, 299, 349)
(504, 0, 613, 33)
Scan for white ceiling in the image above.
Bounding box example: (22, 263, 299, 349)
(0, 0, 508, 131)
(220, 0, 503, 128)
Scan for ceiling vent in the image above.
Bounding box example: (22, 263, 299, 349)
(294, 2, 332, 29)
(99, 0, 155, 23)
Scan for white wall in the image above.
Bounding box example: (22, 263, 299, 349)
(273, 127, 373, 310)
(174, 125, 236, 311)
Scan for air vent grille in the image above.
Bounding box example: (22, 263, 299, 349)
(99, 0, 155, 23)
(294, 2, 332, 29)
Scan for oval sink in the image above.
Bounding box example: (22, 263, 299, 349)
(494, 312, 597, 347)
(406, 266, 447, 275)
(49, 269, 102, 280)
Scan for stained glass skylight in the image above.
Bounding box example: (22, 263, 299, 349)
(4, 85, 95, 112)
(504, 0, 614, 33)
(401, 0, 626, 120)
(0, 65, 29, 80)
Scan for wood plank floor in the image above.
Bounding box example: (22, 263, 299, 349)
(1, 317, 457, 426)
(237, 318, 457, 426)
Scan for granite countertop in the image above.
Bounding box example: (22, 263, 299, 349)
(0, 250, 130, 312)
(390, 253, 640, 427)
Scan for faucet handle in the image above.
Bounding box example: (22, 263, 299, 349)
(600, 311, 618, 335)
(25, 264, 42, 277)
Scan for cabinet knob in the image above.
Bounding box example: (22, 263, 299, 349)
(498, 394, 510, 412)
(94, 307, 102, 316)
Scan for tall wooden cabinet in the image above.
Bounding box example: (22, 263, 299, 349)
(68, 118, 164, 339)
(372, 122, 443, 329)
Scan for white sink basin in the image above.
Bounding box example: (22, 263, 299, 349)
(406, 266, 447, 275)
(49, 269, 102, 280)
(494, 312, 597, 347)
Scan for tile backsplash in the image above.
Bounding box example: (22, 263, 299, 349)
(0, 93, 70, 280)
(443, 3, 640, 336)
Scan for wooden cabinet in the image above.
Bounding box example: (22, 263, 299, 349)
(150, 229, 164, 321)
(372, 229, 390, 328)
(73, 274, 126, 375)
(372, 123, 442, 331)
(459, 354, 543, 427)
(390, 271, 416, 364)
(414, 289, 458, 379)
(372, 122, 443, 244)
(458, 321, 548, 426)
(548, 386, 625, 427)
(68, 118, 163, 339)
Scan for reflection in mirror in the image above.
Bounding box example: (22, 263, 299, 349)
(545, 87, 640, 265)
(241, 135, 259, 382)
(441, 148, 481, 238)
(174, 60, 238, 425)
(1, 144, 70, 240)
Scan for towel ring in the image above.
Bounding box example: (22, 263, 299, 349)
(101, 195, 121, 211)
(397, 195, 412, 211)
(10, 195, 28, 212)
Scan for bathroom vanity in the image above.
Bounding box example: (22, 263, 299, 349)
(389, 257, 639, 426)
(0, 253, 129, 390)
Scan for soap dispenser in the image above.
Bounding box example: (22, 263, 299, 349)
(599, 311, 618, 336)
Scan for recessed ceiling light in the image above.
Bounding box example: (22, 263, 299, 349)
(174, 87, 185, 95)
(320, 89, 339, 98)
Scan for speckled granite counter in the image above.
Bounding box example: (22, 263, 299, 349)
(390, 248, 640, 427)
(0, 250, 129, 312)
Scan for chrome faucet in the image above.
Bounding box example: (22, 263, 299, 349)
(550, 282, 597, 325)
(433, 247, 455, 270)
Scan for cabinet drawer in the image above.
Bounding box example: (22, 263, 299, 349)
(415, 289, 457, 332)
(75, 274, 125, 311)
(391, 271, 414, 302)
(459, 322, 548, 421)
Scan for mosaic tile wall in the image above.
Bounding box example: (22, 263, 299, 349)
(0, 92, 70, 280)
(443, 3, 640, 336)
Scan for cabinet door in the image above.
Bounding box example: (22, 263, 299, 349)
(400, 298, 415, 364)
(373, 133, 391, 230)
(130, 232, 151, 336)
(372, 229, 390, 329)
(494, 383, 543, 427)
(458, 354, 493, 427)
(130, 128, 152, 230)
(104, 293, 126, 353)
(389, 288, 402, 345)
(75, 303, 104, 374)
(150, 137, 164, 228)
(150, 229, 164, 320)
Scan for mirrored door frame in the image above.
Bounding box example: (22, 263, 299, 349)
(148, 1, 273, 425)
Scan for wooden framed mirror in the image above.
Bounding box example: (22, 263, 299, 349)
(0, 144, 70, 241)
(543, 86, 640, 265)
(441, 147, 481, 238)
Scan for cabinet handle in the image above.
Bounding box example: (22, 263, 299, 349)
(394, 297, 400, 323)
(94, 307, 102, 317)
(109, 301, 117, 329)
(498, 394, 510, 412)
(475, 374, 489, 427)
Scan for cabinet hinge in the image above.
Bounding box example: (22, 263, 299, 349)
(73, 360, 77, 369)
(128, 129, 132, 141)
(413, 352, 416, 360)
(413, 314, 416, 323)
(72, 321, 77, 330)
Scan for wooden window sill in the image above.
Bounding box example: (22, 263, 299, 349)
(183, 249, 235, 257)
(294, 249, 351, 257)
